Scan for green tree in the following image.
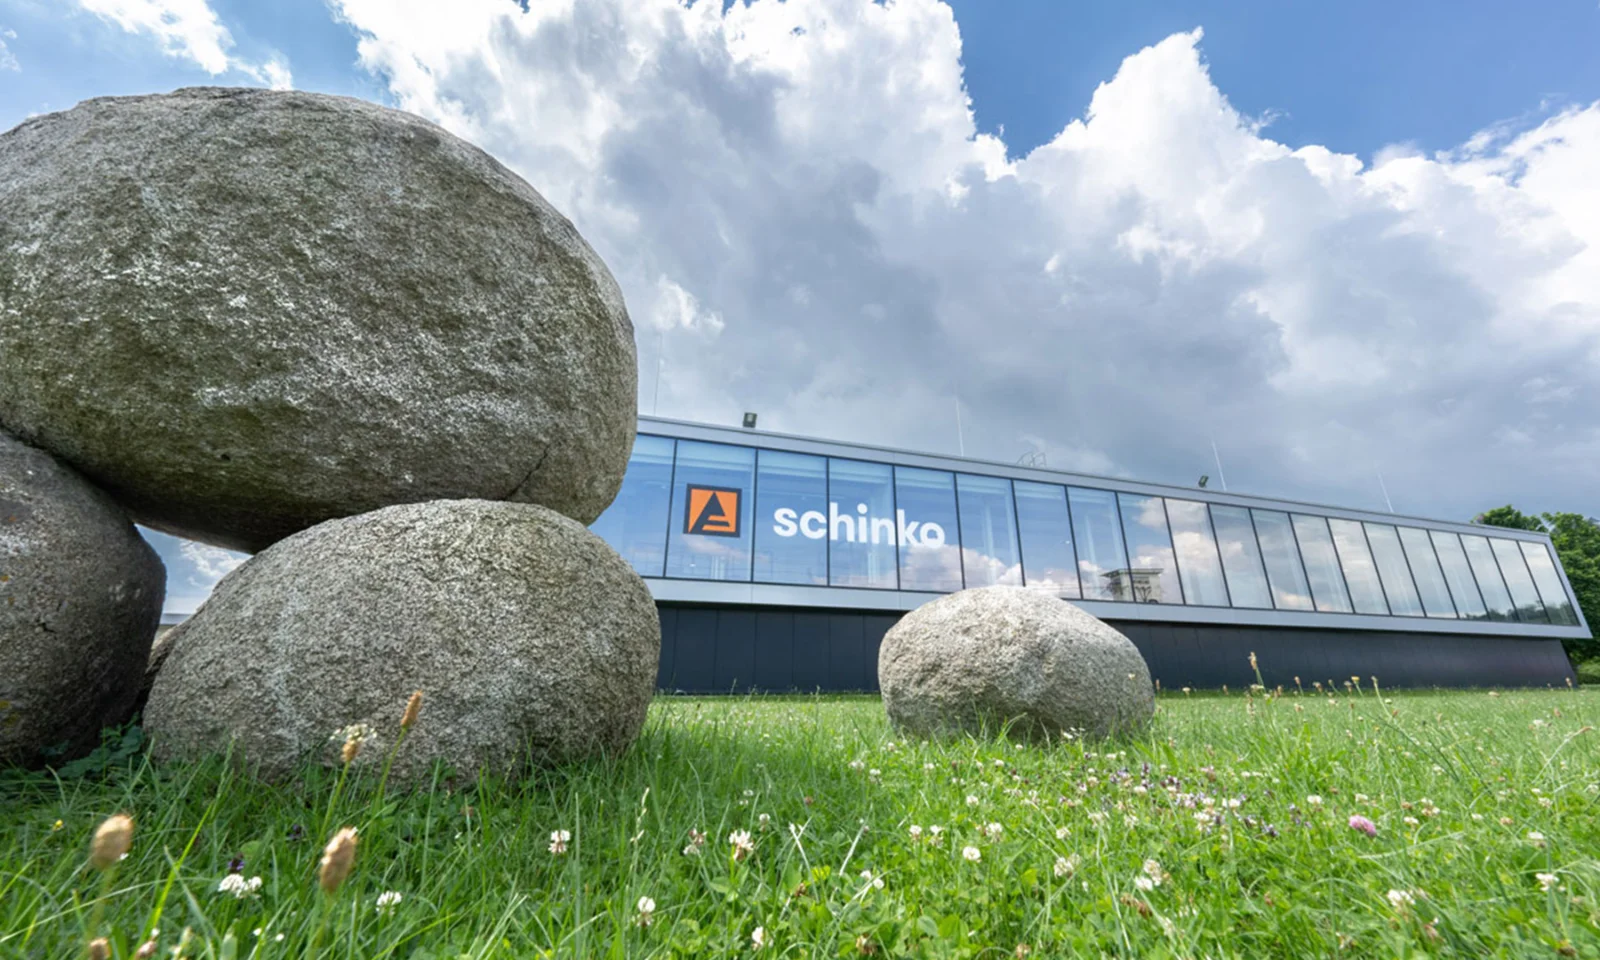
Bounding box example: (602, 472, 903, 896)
(1474, 506, 1600, 663)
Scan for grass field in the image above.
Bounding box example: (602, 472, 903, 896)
(4, 681, 1599, 959)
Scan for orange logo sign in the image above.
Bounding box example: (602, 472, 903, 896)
(685, 485, 741, 537)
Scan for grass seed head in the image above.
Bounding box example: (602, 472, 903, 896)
(90, 813, 133, 870)
(341, 736, 362, 764)
(401, 690, 424, 730)
(319, 827, 359, 894)
(88, 938, 110, 960)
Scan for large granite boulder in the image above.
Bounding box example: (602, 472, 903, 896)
(144, 499, 660, 783)
(0, 432, 165, 766)
(0, 87, 636, 553)
(878, 586, 1153, 741)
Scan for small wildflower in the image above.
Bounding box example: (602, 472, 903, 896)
(965, 794, 979, 807)
(981, 822, 1004, 841)
(1537, 873, 1560, 893)
(1134, 875, 1156, 892)
(1403, 816, 1420, 826)
(375, 890, 403, 913)
(1527, 830, 1547, 848)
(1387, 889, 1415, 909)
(548, 829, 571, 855)
(859, 869, 884, 890)
(908, 824, 923, 840)
(758, 813, 771, 831)
(962, 845, 982, 862)
(400, 690, 423, 730)
(319, 827, 358, 894)
(217, 874, 263, 899)
(1348, 815, 1377, 837)
(51, 819, 63, 831)
(1500, 816, 1514, 826)
(729, 829, 754, 862)
(1142, 859, 1168, 885)
(1305, 794, 1323, 806)
(134, 939, 158, 958)
(1055, 826, 1070, 840)
(90, 813, 134, 870)
(1054, 854, 1080, 877)
(636, 895, 656, 926)
(752, 925, 768, 950)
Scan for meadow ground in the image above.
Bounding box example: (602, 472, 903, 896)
(4, 681, 1599, 959)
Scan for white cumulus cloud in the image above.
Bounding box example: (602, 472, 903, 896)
(179, 540, 246, 587)
(322, 0, 1600, 520)
(74, 0, 291, 88)
(0, 27, 18, 72)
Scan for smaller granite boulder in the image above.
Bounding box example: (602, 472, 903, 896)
(0, 432, 165, 765)
(878, 586, 1153, 741)
(144, 499, 660, 783)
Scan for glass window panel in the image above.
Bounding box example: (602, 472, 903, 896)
(1398, 527, 1457, 618)
(665, 440, 755, 581)
(589, 434, 675, 578)
(1328, 519, 1389, 615)
(1292, 514, 1353, 613)
(827, 458, 898, 589)
(1013, 480, 1080, 598)
(1363, 524, 1423, 617)
(1209, 505, 1273, 609)
(895, 467, 963, 592)
(1069, 487, 1129, 601)
(956, 474, 1023, 587)
(752, 450, 827, 585)
(1430, 531, 1487, 620)
(1521, 541, 1579, 626)
(1165, 499, 1229, 607)
(1490, 538, 1549, 623)
(1460, 534, 1515, 622)
(1117, 493, 1182, 604)
(1250, 510, 1314, 611)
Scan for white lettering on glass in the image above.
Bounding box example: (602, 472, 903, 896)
(772, 504, 946, 546)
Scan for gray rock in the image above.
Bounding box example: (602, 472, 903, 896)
(144, 499, 661, 783)
(0, 87, 636, 553)
(0, 432, 165, 765)
(877, 586, 1153, 741)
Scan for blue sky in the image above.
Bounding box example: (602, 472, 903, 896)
(2, 0, 1599, 614)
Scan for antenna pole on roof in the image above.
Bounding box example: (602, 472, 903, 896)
(651, 330, 664, 416)
(1209, 439, 1228, 492)
(1377, 470, 1395, 513)
(954, 396, 965, 457)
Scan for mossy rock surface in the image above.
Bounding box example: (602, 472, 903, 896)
(0, 87, 635, 553)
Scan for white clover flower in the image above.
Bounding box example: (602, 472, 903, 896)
(752, 925, 768, 950)
(924, 762, 936, 771)
(962, 845, 982, 862)
(329, 722, 376, 745)
(859, 869, 884, 890)
(908, 824, 923, 840)
(1536, 873, 1560, 892)
(1134, 876, 1155, 892)
(758, 813, 771, 830)
(1305, 795, 1323, 806)
(966, 795, 979, 807)
(1386, 889, 1415, 908)
(1053, 854, 1079, 878)
(981, 822, 1004, 841)
(1055, 826, 1070, 840)
(636, 896, 656, 926)
(217, 874, 263, 899)
(548, 829, 571, 855)
(849, 759, 865, 771)
(729, 829, 755, 861)
(1526, 830, 1547, 848)
(375, 891, 402, 914)
(1403, 816, 1420, 826)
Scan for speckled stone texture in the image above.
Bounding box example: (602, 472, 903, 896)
(0, 87, 636, 553)
(144, 499, 660, 783)
(0, 432, 165, 765)
(878, 586, 1154, 741)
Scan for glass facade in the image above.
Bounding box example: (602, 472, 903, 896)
(1166, 499, 1230, 607)
(956, 474, 1023, 587)
(1364, 524, 1424, 617)
(1012, 480, 1080, 598)
(1328, 519, 1388, 615)
(597, 433, 1582, 631)
(895, 466, 962, 592)
(1209, 505, 1273, 609)
(1118, 494, 1182, 604)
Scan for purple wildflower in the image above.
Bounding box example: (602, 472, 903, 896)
(1348, 815, 1377, 837)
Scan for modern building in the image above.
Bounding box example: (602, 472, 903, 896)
(591, 415, 1590, 691)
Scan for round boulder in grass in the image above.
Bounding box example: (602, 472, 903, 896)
(0, 432, 165, 766)
(878, 586, 1153, 741)
(0, 87, 636, 553)
(144, 500, 660, 782)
